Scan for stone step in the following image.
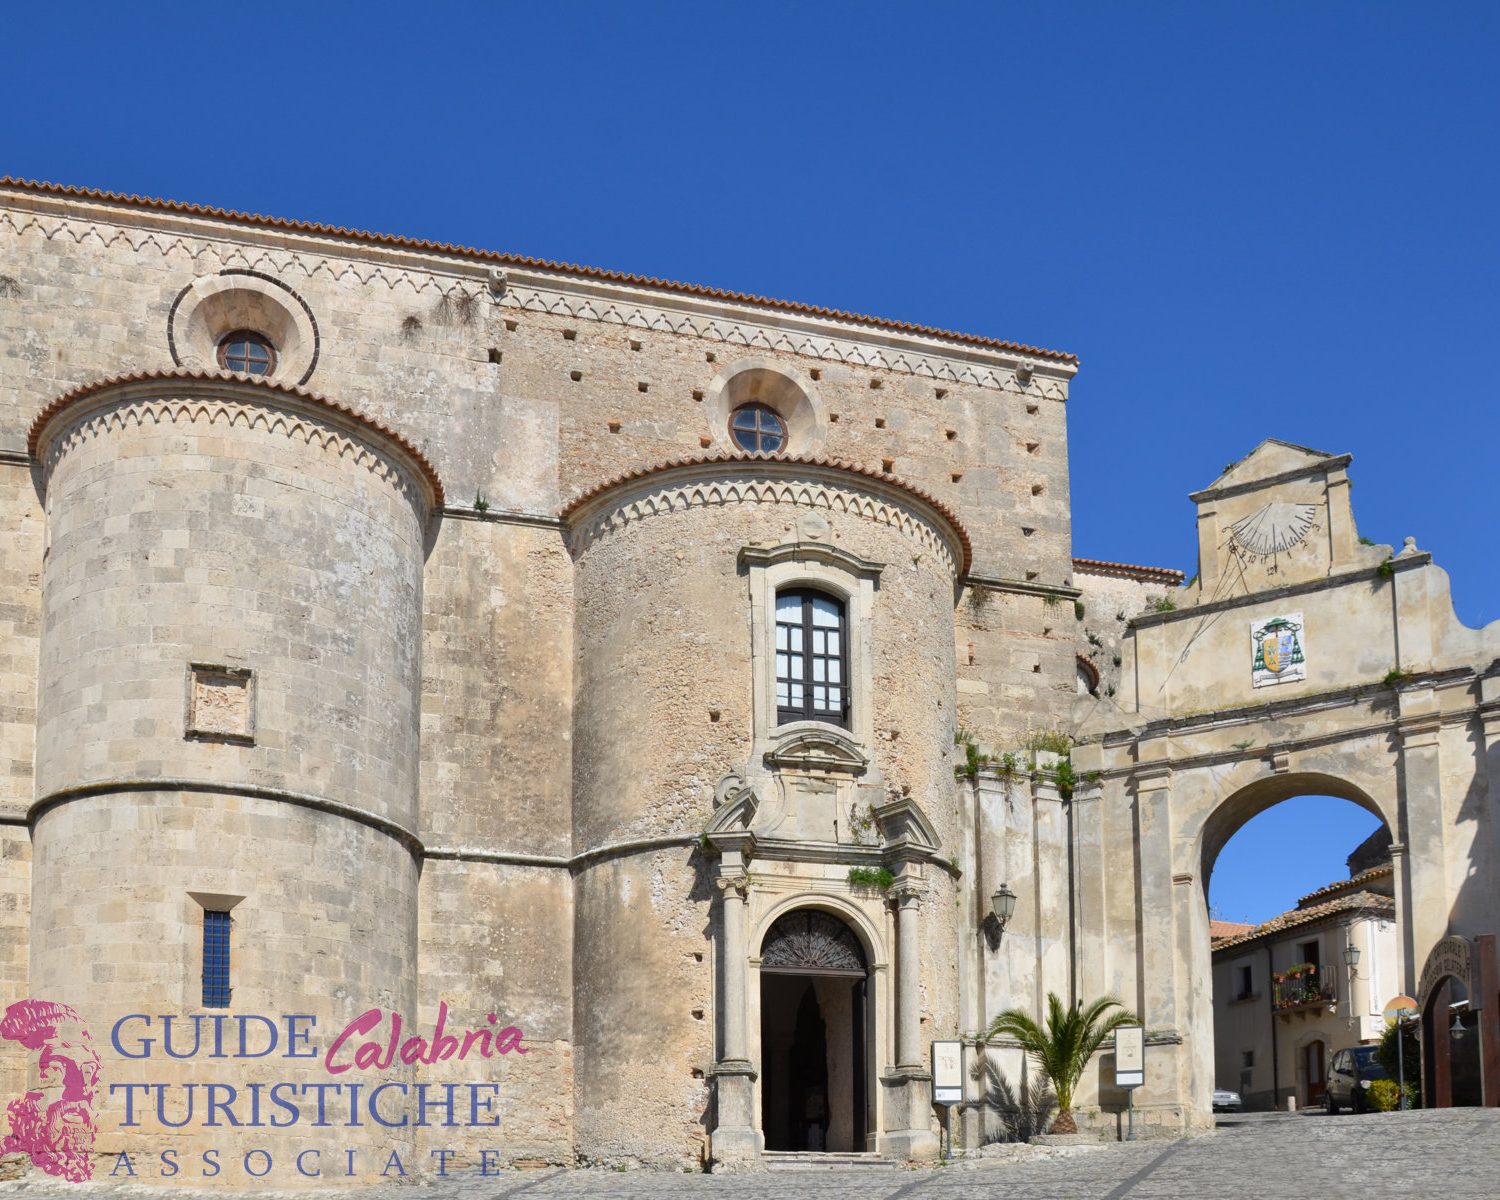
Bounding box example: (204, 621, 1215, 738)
(762, 1151, 902, 1170)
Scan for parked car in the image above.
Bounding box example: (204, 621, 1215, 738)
(1212, 1087, 1242, 1112)
(1325, 1045, 1387, 1113)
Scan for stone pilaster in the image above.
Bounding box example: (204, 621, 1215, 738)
(708, 869, 759, 1167)
(1395, 696, 1448, 970)
(1476, 671, 1500, 941)
(880, 880, 939, 1161)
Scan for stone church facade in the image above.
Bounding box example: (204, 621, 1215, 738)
(0, 180, 1496, 1184)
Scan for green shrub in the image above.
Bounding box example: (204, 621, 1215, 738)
(847, 866, 895, 890)
(1027, 730, 1074, 756)
(954, 727, 991, 781)
(1368, 1079, 1400, 1112)
(1377, 1018, 1421, 1106)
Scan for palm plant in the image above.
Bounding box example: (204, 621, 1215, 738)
(985, 992, 1139, 1135)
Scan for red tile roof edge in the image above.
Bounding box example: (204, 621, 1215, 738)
(1295, 865, 1394, 909)
(1210, 891, 1395, 953)
(1076, 654, 1101, 690)
(1072, 556, 1186, 584)
(1, 178, 1079, 367)
(559, 452, 973, 576)
(26, 369, 445, 508)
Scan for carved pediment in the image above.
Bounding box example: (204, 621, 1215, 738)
(763, 726, 870, 776)
(704, 773, 758, 857)
(1197, 439, 1344, 496)
(873, 794, 942, 855)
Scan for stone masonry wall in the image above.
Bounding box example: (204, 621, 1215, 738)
(0, 460, 41, 809)
(0, 184, 1098, 1172)
(0, 191, 1074, 589)
(568, 476, 960, 1162)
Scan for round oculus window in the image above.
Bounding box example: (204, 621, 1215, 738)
(729, 402, 787, 454)
(217, 330, 276, 376)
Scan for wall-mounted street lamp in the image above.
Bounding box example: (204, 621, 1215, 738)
(991, 883, 1017, 933)
(1342, 943, 1361, 972)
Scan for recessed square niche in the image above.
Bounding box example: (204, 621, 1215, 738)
(186, 665, 255, 745)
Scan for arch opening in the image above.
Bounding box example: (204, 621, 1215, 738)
(1421, 973, 1483, 1108)
(1201, 776, 1400, 1115)
(758, 908, 871, 1153)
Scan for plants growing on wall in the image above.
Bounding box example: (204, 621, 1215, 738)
(1026, 730, 1073, 757)
(954, 727, 993, 781)
(847, 803, 879, 845)
(846, 866, 895, 891)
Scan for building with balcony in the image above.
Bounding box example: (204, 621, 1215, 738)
(1211, 833, 1399, 1110)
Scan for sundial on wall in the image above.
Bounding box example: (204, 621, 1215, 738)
(1224, 502, 1320, 563)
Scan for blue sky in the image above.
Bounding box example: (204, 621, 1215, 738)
(1209, 798, 1383, 925)
(4, 2, 1495, 921)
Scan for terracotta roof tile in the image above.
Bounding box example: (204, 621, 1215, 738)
(1072, 557, 1185, 585)
(27, 369, 444, 508)
(1211, 891, 1395, 953)
(1210, 920, 1256, 942)
(559, 452, 972, 576)
(1295, 865, 1393, 908)
(0, 178, 1079, 367)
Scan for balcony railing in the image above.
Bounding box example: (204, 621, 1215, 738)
(1272, 965, 1336, 1012)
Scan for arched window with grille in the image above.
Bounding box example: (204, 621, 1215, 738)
(775, 589, 848, 727)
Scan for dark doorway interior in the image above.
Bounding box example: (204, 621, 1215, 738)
(761, 974, 865, 1150)
(1425, 979, 1484, 1107)
(758, 909, 869, 1152)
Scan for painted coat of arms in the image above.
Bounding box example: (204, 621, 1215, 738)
(1251, 613, 1305, 687)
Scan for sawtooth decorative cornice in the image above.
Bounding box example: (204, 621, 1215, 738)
(497, 268, 1074, 394)
(1, 181, 1076, 389)
(28, 370, 444, 511)
(561, 454, 971, 577)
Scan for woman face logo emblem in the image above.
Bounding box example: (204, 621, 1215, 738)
(1, 1000, 101, 1182)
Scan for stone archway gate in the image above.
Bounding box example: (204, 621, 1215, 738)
(1063, 442, 1500, 1128)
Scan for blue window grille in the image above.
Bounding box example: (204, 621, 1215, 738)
(202, 910, 232, 1008)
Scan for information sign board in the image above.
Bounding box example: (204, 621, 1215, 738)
(1115, 1025, 1145, 1090)
(931, 1040, 963, 1105)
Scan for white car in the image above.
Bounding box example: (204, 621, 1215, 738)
(1212, 1087, 1243, 1112)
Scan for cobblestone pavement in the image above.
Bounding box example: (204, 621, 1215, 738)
(4, 1109, 1497, 1199)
